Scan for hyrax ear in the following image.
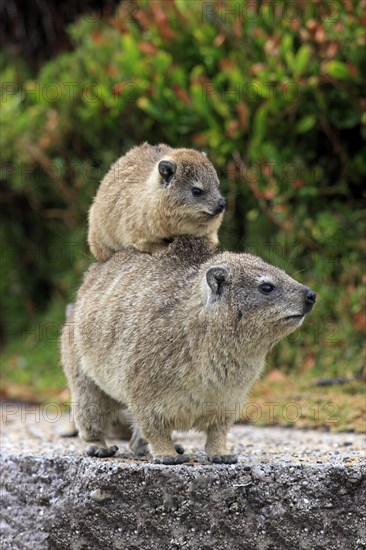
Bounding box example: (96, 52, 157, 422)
(206, 265, 232, 302)
(158, 160, 176, 186)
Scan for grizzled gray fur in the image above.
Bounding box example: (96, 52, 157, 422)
(61, 237, 316, 464)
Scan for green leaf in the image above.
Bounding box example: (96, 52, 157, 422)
(325, 61, 350, 80)
(296, 114, 316, 133)
(253, 103, 270, 142)
(251, 80, 270, 99)
(293, 45, 312, 79)
(281, 34, 294, 59)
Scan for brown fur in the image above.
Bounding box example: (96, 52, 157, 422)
(88, 143, 224, 260)
(61, 237, 316, 463)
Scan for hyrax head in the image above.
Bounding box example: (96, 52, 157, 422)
(201, 252, 316, 347)
(155, 148, 225, 230)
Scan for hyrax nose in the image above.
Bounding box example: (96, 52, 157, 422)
(305, 289, 317, 309)
(215, 198, 226, 214)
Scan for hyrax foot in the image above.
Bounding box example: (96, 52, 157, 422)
(153, 455, 190, 465)
(130, 426, 185, 457)
(86, 442, 119, 458)
(208, 454, 238, 464)
(131, 437, 185, 457)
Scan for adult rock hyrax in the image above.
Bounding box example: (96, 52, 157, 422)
(61, 237, 316, 464)
(88, 143, 225, 260)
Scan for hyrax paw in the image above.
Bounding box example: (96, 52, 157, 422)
(153, 455, 190, 465)
(86, 444, 118, 458)
(174, 443, 185, 455)
(208, 454, 238, 464)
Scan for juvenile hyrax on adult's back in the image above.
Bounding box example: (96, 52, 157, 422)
(61, 237, 316, 464)
(88, 143, 225, 260)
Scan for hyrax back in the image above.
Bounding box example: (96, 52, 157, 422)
(88, 143, 225, 260)
(61, 237, 316, 464)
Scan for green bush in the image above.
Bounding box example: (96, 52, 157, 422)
(1, 0, 365, 398)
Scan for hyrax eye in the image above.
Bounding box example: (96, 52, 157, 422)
(259, 283, 275, 295)
(192, 187, 203, 197)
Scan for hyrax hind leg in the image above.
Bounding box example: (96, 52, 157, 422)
(62, 308, 120, 456)
(205, 423, 238, 464)
(69, 372, 120, 458)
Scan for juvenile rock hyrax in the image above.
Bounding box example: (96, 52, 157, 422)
(87, 143, 225, 260)
(61, 237, 316, 464)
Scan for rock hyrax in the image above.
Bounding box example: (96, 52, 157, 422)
(61, 237, 316, 464)
(88, 143, 225, 260)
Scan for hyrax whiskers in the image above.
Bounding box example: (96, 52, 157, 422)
(61, 237, 316, 464)
(88, 143, 225, 260)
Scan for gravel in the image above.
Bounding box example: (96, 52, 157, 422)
(1, 402, 365, 549)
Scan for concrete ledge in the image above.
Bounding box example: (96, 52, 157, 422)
(1, 405, 365, 549)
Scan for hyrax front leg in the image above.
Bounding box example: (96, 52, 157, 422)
(205, 423, 237, 464)
(72, 375, 119, 458)
(138, 423, 189, 465)
(129, 426, 185, 457)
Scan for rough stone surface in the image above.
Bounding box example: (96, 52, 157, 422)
(0, 403, 365, 549)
